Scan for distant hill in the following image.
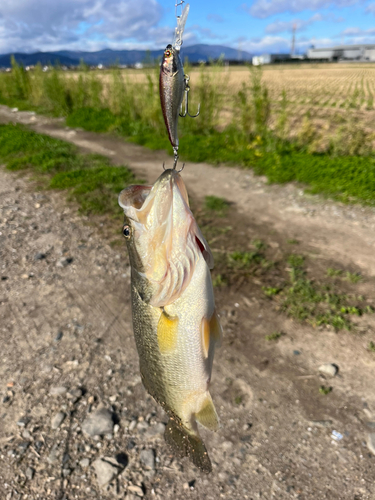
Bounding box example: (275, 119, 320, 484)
(0, 45, 252, 68)
(0, 52, 80, 67)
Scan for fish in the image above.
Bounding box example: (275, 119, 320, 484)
(118, 169, 222, 473)
(159, 44, 185, 150)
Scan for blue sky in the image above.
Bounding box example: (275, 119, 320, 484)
(1, 0, 375, 54)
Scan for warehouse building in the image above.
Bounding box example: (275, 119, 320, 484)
(307, 44, 375, 62)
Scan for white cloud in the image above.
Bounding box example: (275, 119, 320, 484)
(244, 0, 361, 19)
(366, 3, 375, 13)
(0, 0, 169, 53)
(239, 34, 339, 54)
(265, 14, 323, 34)
(340, 26, 375, 37)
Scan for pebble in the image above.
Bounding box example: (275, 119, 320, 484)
(56, 257, 73, 268)
(145, 422, 165, 439)
(140, 449, 155, 470)
(34, 252, 46, 260)
(128, 485, 144, 497)
(47, 445, 59, 465)
(67, 388, 83, 404)
(82, 407, 114, 436)
(51, 412, 66, 429)
(80, 458, 90, 468)
(92, 457, 119, 487)
(319, 364, 338, 377)
(25, 467, 35, 480)
(49, 386, 68, 396)
(17, 416, 30, 427)
(366, 433, 375, 455)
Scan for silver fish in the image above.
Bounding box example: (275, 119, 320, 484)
(118, 169, 222, 473)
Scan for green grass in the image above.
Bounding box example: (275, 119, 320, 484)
(2, 63, 375, 207)
(265, 332, 283, 341)
(369, 341, 375, 352)
(0, 123, 140, 216)
(319, 386, 332, 395)
(204, 195, 230, 214)
(274, 254, 372, 331)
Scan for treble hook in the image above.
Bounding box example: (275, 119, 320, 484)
(162, 147, 185, 173)
(179, 74, 200, 118)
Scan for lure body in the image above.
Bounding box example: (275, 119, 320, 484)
(159, 44, 185, 149)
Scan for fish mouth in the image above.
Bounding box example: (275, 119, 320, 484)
(119, 169, 213, 307)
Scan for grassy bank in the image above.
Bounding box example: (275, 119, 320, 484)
(1, 59, 375, 206)
(1, 122, 373, 334)
(0, 123, 140, 217)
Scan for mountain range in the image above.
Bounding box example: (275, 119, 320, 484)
(0, 44, 253, 67)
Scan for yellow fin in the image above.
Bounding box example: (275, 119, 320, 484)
(195, 393, 219, 431)
(157, 310, 178, 354)
(209, 309, 223, 348)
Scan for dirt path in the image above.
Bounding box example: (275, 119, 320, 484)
(1, 106, 375, 499)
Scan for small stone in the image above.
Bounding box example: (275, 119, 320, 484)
(82, 407, 114, 437)
(56, 257, 73, 268)
(92, 458, 119, 487)
(25, 467, 35, 480)
(140, 449, 155, 470)
(67, 388, 83, 403)
(145, 423, 165, 439)
(17, 417, 30, 427)
(51, 412, 66, 429)
(128, 485, 144, 497)
(62, 468, 71, 477)
(129, 420, 137, 431)
(22, 430, 31, 440)
(319, 364, 338, 377)
(113, 424, 120, 434)
(137, 421, 149, 432)
(54, 331, 63, 342)
(49, 386, 68, 396)
(366, 433, 375, 455)
(34, 252, 46, 260)
(47, 445, 59, 464)
(80, 458, 90, 468)
(21, 274, 29, 279)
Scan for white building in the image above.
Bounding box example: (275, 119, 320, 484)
(308, 44, 375, 62)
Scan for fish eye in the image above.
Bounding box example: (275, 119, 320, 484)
(165, 50, 171, 57)
(122, 225, 131, 239)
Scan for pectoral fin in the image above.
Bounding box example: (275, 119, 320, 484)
(157, 310, 179, 354)
(195, 393, 220, 431)
(201, 309, 223, 358)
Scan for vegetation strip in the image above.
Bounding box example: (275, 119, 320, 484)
(1, 60, 375, 205)
(0, 123, 141, 217)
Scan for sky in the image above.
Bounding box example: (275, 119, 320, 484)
(1, 0, 375, 55)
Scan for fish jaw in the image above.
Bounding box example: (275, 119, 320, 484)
(119, 169, 213, 307)
(159, 44, 185, 148)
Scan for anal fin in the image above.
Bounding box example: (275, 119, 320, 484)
(164, 417, 212, 474)
(195, 392, 220, 431)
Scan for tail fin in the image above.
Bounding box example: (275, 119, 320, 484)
(164, 417, 212, 473)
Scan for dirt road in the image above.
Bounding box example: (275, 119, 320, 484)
(1, 106, 375, 499)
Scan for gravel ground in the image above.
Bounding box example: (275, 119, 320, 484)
(1, 109, 375, 499)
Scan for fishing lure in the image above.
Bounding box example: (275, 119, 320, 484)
(159, 1, 200, 169)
